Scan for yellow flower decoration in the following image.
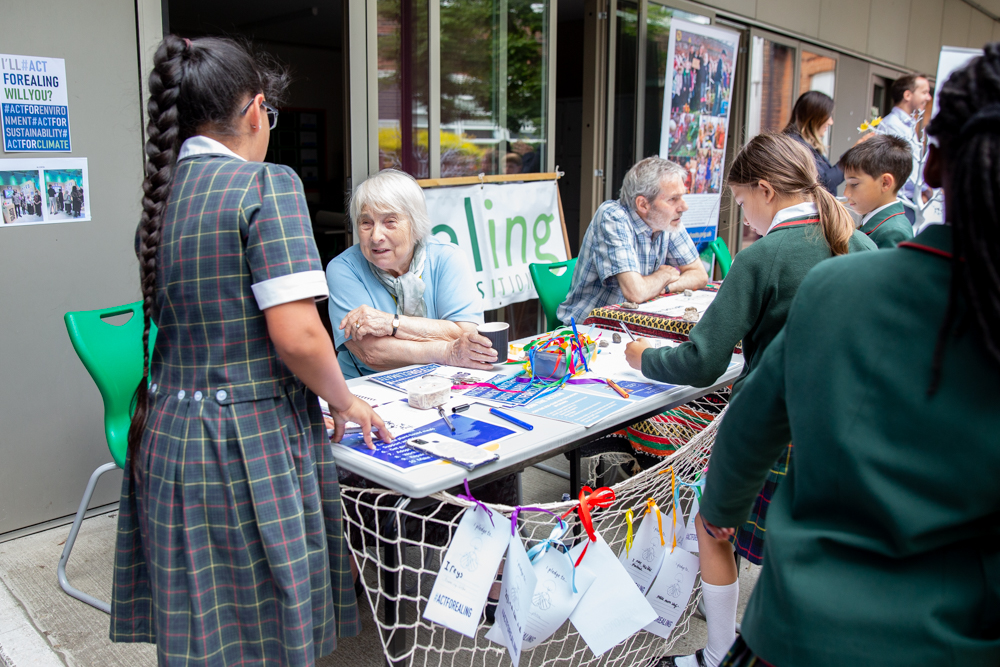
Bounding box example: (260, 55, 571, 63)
(858, 121, 870, 132)
(857, 116, 883, 134)
(871, 116, 882, 127)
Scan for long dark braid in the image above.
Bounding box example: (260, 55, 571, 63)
(925, 42, 1000, 393)
(126, 36, 291, 472)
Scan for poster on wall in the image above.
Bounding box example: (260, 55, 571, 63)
(659, 20, 740, 248)
(422, 180, 569, 310)
(1, 54, 71, 152)
(1, 158, 89, 226)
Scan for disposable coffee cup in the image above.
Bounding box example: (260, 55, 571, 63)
(478, 322, 509, 363)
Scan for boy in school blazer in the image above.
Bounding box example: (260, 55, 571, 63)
(839, 134, 915, 249)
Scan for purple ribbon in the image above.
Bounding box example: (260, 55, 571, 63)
(457, 479, 495, 526)
(509, 506, 559, 536)
(514, 377, 606, 385)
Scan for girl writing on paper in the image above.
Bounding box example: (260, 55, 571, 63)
(699, 45, 1000, 666)
(627, 133, 876, 667)
(112, 35, 390, 665)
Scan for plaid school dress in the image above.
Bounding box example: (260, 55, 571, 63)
(110, 154, 360, 666)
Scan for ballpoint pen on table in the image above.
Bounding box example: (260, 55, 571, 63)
(489, 407, 534, 431)
(437, 406, 456, 432)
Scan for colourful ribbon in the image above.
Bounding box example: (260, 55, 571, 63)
(510, 505, 559, 535)
(525, 518, 579, 593)
(624, 498, 665, 558)
(457, 479, 494, 527)
(561, 486, 616, 566)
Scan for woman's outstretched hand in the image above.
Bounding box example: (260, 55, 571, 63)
(330, 396, 393, 450)
(446, 330, 498, 370)
(340, 305, 393, 341)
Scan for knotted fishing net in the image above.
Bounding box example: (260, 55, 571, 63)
(341, 402, 729, 666)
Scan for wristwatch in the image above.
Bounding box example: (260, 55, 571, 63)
(391, 314, 400, 337)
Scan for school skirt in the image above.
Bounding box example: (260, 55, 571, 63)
(109, 382, 360, 666)
(732, 443, 793, 565)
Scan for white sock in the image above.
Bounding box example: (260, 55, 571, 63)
(672, 654, 700, 667)
(701, 580, 739, 667)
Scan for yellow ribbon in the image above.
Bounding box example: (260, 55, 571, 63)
(624, 508, 634, 557)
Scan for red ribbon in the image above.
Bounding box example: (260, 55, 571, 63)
(561, 485, 616, 565)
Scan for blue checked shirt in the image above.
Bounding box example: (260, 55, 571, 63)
(557, 199, 700, 324)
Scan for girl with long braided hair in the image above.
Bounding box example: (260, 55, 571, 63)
(111, 35, 390, 665)
(696, 47, 1000, 667)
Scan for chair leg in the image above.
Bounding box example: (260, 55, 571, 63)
(57, 461, 119, 614)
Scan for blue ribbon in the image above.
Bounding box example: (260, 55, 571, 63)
(525, 518, 579, 593)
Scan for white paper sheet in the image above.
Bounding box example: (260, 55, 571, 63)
(522, 549, 596, 650)
(637, 290, 717, 318)
(424, 505, 512, 637)
(586, 338, 679, 386)
(680, 496, 700, 552)
(643, 547, 701, 639)
(618, 507, 672, 594)
(568, 533, 658, 656)
(484, 534, 538, 666)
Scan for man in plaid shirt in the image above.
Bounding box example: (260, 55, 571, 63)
(558, 157, 708, 324)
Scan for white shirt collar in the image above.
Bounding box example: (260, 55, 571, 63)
(766, 201, 818, 235)
(889, 106, 916, 128)
(861, 200, 898, 226)
(177, 135, 246, 162)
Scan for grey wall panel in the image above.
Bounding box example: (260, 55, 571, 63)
(969, 8, 995, 49)
(867, 0, 912, 64)
(941, 0, 973, 47)
(906, 0, 945, 74)
(829, 54, 871, 173)
(820, 0, 872, 54)
(0, 0, 143, 535)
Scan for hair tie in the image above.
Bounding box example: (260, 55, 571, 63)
(959, 103, 1000, 139)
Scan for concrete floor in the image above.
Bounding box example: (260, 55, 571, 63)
(0, 458, 758, 666)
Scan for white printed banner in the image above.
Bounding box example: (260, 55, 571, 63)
(422, 180, 569, 311)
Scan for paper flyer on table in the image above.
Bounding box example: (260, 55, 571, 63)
(369, 364, 504, 393)
(637, 290, 718, 317)
(485, 534, 537, 666)
(511, 388, 631, 427)
(568, 533, 657, 656)
(643, 547, 701, 639)
(424, 505, 512, 637)
(522, 549, 596, 650)
(333, 413, 514, 470)
(460, 374, 554, 408)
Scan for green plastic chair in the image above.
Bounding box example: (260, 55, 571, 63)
(529, 258, 578, 331)
(59, 301, 156, 614)
(699, 236, 733, 279)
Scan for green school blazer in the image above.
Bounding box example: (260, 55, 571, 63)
(701, 224, 1000, 666)
(640, 214, 877, 395)
(859, 200, 913, 249)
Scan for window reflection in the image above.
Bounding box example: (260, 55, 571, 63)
(439, 0, 550, 176)
(377, 0, 430, 177)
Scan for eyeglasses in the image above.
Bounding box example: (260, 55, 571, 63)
(241, 96, 279, 130)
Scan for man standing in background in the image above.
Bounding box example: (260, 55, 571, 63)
(876, 74, 932, 206)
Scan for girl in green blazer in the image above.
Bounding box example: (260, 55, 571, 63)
(632, 133, 876, 667)
(701, 46, 1000, 667)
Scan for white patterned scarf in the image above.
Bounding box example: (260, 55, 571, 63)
(368, 241, 427, 317)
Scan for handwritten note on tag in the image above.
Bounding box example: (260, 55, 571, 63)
(618, 509, 670, 594)
(484, 534, 537, 666)
(522, 548, 596, 650)
(568, 533, 658, 656)
(423, 504, 512, 637)
(680, 497, 700, 552)
(643, 547, 700, 639)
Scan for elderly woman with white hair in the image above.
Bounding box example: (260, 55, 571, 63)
(326, 169, 497, 379)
